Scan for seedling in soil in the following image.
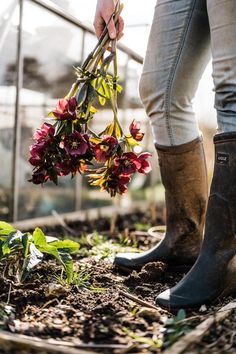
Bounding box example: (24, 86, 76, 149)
(56, 263, 91, 287)
(0, 221, 79, 283)
(78, 231, 140, 260)
(134, 223, 152, 232)
(162, 309, 193, 347)
(123, 327, 163, 350)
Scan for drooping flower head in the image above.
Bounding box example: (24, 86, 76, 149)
(129, 120, 144, 141)
(92, 135, 118, 162)
(63, 131, 90, 156)
(53, 97, 77, 121)
(137, 152, 152, 174)
(56, 157, 86, 177)
(29, 140, 50, 160)
(114, 152, 141, 175)
(33, 123, 55, 142)
(105, 172, 131, 196)
(30, 168, 49, 185)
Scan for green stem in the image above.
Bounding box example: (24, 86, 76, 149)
(82, 3, 123, 72)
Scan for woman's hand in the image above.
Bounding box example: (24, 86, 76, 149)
(93, 0, 124, 40)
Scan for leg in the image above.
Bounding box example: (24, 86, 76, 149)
(209, 0, 236, 132)
(139, 0, 211, 146)
(114, 0, 210, 271)
(156, 0, 236, 310)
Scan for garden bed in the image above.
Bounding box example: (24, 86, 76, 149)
(0, 209, 235, 353)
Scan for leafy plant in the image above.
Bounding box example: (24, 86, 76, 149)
(162, 309, 192, 346)
(0, 221, 79, 283)
(28, 2, 151, 196)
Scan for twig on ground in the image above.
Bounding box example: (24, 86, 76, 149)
(7, 282, 12, 304)
(119, 289, 168, 312)
(0, 330, 95, 354)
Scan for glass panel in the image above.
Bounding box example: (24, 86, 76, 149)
(0, 1, 18, 221)
(49, 0, 156, 55)
(18, 0, 85, 220)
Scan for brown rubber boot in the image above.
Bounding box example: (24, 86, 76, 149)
(114, 136, 208, 271)
(156, 132, 236, 310)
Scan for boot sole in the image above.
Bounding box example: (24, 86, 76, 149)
(156, 290, 230, 314)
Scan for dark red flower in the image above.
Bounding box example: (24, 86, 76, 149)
(29, 140, 49, 158)
(33, 123, 55, 142)
(53, 97, 77, 120)
(63, 132, 89, 156)
(114, 152, 141, 175)
(137, 152, 152, 174)
(30, 169, 49, 185)
(104, 171, 131, 196)
(93, 135, 118, 162)
(29, 155, 42, 167)
(129, 120, 144, 141)
(55, 159, 72, 176)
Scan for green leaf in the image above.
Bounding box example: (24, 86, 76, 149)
(114, 122, 122, 139)
(39, 244, 60, 261)
(21, 243, 44, 281)
(54, 121, 65, 136)
(0, 222, 15, 236)
(97, 80, 110, 106)
(125, 136, 139, 148)
(50, 240, 80, 253)
(87, 85, 97, 102)
(22, 233, 31, 258)
(47, 111, 55, 118)
(103, 122, 115, 136)
(89, 137, 101, 144)
(33, 228, 47, 247)
(176, 309, 186, 321)
(76, 83, 88, 107)
(2, 231, 22, 255)
(116, 83, 123, 93)
(0, 221, 15, 231)
(98, 94, 106, 106)
(60, 252, 73, 283)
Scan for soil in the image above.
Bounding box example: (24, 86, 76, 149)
(0, 210, 235, 353)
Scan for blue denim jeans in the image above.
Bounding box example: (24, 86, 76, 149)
(139, 0, 236, 146)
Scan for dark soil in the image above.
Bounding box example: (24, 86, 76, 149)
(0, 210, 235, 353)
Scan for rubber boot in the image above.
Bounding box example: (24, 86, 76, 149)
(156, 132, 236, 310)
(114, 137, 208, 271)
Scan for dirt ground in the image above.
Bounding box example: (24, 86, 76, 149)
(0, 210, 235, 353)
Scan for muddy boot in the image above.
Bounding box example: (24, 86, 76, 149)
(114, 137, 208, 271)
(156, 132, 236, 310)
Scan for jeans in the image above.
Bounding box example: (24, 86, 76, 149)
(139, 0, 236, 146)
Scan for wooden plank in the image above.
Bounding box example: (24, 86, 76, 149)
(163, 301, 236, 354)
(0, 330, 97, 354)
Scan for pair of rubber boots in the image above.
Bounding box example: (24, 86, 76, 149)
(114, 132, 236, 310)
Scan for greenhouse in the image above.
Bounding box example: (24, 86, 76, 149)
(0, 1, 235, 353)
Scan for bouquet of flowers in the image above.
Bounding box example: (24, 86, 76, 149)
(29, 2, 151, 197)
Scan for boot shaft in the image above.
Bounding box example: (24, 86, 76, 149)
(156, 137, 208, 240)
(203, 132, 236, 255)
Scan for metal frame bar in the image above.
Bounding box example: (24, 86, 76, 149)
(11, 0, 24, 222)
(10, 0, 144, 222)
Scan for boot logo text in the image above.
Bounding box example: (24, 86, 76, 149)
(217, 153, 229, 165)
